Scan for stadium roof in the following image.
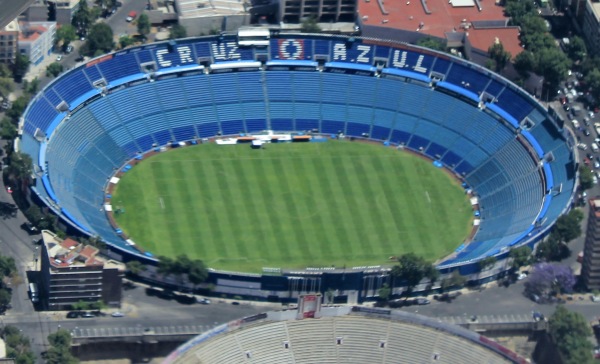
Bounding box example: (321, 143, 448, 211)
(0, 0, 37, 29)
(358, 0, 522, 58)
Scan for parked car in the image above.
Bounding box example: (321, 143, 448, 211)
(21, 222, 39, 235)
(66, 311, 80, 319)
(415, 298, 430, 305)
(56, 55, 62, 61)
(197, 298, 211, 304)
(81, 311, 95, 318)
(111, 311, 125, 317)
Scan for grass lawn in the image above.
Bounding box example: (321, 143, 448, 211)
(111, 140, 472, 272)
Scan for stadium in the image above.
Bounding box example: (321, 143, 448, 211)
(163, 304, 529, 363)
(19, 32, 576, 299)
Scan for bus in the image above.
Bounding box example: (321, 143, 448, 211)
(29, 283, 38, 303)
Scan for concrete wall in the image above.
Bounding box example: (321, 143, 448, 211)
(180, 15, 250, 36)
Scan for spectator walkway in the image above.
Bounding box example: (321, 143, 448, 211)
(438, 313, 536, 325)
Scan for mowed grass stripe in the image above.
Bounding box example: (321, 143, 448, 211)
(302, 154, 354, 262)
(231, 158, 271, 264)
(112, 141, 472, 271)
(323, 153, 371, 257)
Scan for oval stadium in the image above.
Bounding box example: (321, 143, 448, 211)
(19, 33, 576, 289)
(163, 306, 529, 364)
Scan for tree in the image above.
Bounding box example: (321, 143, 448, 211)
(0, 117, 17, 140)
(440, 270, 466, 292)
(5, 152, 33, 191)
(580, 165, 594, 191)
(2, 326, 35, 364)
(548, 306, 594, 364)
(70, 300, 90, 311)
(553, 209, 583, 243)
(514, 51, 535, 80)
(478, 256, 497, 271)
(391, 253, 436, 295)
(45, 345, 78, 364)
(12, 54, 29, 81)
(5, 96, 28, 124)
(188, 259, 208, 287)
(45, 329, 78, 364)
(126, 260, 147, 275)
(488, 42, 511, 72)
(119, 35, 135, 49)
(48, 330, 72, 348)
(300, 16, 321, 33)
(72, 0, 93, 35)
(0, 77, 13, 98)
(55, 24, 77, 48)
(585, 68, 600, 102)
(378, 283, 391, 301)
(535, 233, 570, 262)
(81, 23, 113, 56)
(157, 256, 175, 278)
(0, 289, 11, 307)
(567, 36, 587, 63)
(137, 13, 151, 39)
(46, 62, 64, 78)
(0, 63, 11, 78)
(23, 77, 40, 96)
(509, 245, 532, 270)
(416, 37, 447, 52)
(0, 255, 16, 277)
(535, 47, 571, 91)
(525, 262, 576, 296)
(169, 24, 187, 39)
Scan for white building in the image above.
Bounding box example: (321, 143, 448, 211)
(582, 0, 600, 55)
(18, 21, 56, 66)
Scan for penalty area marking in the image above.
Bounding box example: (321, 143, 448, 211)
(158, 197, 165, 209)
(425, 191, 431, 203)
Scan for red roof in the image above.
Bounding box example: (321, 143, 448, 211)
(61, 238, 79, 250)
(358, 0, 522, 57)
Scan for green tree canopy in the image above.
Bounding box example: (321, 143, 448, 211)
(0, 77, 13, 99)
(72, 0, 93, 34)
(378, 283, 391, 301)
(82, 23, 114, 56)
(478, 256, 497, 271)
(12, 54, 29, 81)
(580, 165, 594, 191)
(169, 24, 187, 39)
(137, 13, 151, 39)
(391, 253, 436, 294)
(548, 305, 594, 364)
(553, 209, 583, 243)
(188, 259, 208, 286)
(45, 344, 78, 364)
(488, 42, 511, 72)
(46, 62, 64, 78)
(535, 233, 570, 262)
(567, 36, 587, 63)
(5, 96, 29, 123)
(126, 260, 147, 275)
(300, 16, 321, 33)
(0, 117, 17, 140)
(535, 47, 571, 90)
(585, 68, 600, 102)
(119, 35, 135, 49)
(514, 51, 535, 79)
(48, 329, 72, 348)
(55, 24, 77, 47)
(509, 245, 532, 269)
(415, 37, 447, 52)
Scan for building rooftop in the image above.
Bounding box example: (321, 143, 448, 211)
(590, 0, 600, 22)
(41, 230, 124, 270)
(175, 0, 248, 19)
(358, 0, 522, 57)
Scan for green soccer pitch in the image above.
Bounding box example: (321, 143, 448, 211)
(111, 140, 473, 272)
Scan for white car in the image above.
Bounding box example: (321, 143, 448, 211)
(111, 311, 125, 317)
(56, 55, 62, 61)
(517, 272, 527, 280)
(594, 176, 599, 185)
(578, 143, 588, 150)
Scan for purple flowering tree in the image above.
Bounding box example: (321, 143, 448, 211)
(524, 262, 576, 296)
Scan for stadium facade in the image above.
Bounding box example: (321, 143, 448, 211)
(19, 32, 576, 302)
(163, 305, 529, 363)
